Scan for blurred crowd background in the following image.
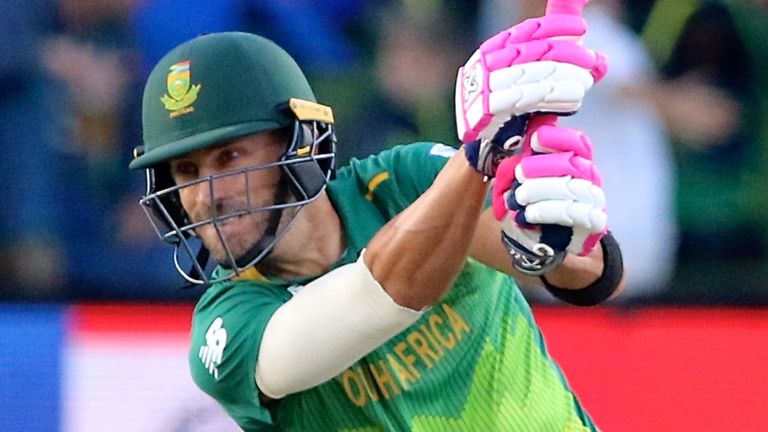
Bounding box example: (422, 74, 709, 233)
(1, 0, 767, 306)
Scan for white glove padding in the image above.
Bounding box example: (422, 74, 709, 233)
(500, 177, 607, 255)
(455, 14, 608, 146)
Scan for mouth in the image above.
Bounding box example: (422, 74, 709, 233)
(192, 207, 247, 227)
(206, 215, 246, 235)
(196, 210, 270, 243)
(216, 213, 245, 226)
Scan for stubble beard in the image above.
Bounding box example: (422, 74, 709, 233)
(195, 210, 269, 265)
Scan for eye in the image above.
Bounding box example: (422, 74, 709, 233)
(171, 160, 198, 181)
(217, 148, 240, 167)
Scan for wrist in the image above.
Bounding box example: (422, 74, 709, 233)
(540, 232, 624, 306)
(544, 243, 604, 289)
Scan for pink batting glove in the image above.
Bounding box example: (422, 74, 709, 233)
(455, 14, 608, 145)
(493, 116, 607, 260)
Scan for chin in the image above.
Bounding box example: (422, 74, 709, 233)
(206, 240, 249, 263)
(196, 216, 270, 264)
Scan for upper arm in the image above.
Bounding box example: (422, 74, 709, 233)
(256, 255, 423, 399)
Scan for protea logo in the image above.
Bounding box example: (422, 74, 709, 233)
(161, 60, 201, 118)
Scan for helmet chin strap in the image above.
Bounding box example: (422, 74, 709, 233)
(232, 176, 291, 269)
(185, 246, 210, 287)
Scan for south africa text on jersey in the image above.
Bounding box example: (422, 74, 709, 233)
(335, 303, 470, 407)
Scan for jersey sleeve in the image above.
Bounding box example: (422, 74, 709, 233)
(390, 142, 456, 194)
(189, 284, 286, 431)
(357, 142, 457, 216)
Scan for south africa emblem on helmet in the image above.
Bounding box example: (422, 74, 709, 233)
(161, 60, 201, 118)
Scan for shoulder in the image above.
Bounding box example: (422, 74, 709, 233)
(340, 142, 456, 177)
(191, 282, 289, 343)
(189, 282, 288, 405)
(337, 142, 457, 200)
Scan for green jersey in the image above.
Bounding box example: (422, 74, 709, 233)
(189, 143, 598, 432)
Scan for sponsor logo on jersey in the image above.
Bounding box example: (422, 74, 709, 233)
(336, 303, 470, 407)
(199, 317, 227, 380)
(161, 60, 201, 118)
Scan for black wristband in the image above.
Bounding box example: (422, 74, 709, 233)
(539, 232, 624, 306)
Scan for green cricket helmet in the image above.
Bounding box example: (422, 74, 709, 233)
(130, 31, 337, 285)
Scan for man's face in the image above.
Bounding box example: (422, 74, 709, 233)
(169, 130, 287, 263)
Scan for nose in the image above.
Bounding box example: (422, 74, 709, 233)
(185, 173, 239, 219)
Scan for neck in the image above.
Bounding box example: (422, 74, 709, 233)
(259, 192, 345, 280)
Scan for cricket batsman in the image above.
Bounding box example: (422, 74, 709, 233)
(129, 3, 624, 430)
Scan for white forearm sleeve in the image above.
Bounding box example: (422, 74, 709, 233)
(255, 250, 424, 399)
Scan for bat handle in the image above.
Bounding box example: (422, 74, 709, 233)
(507, 0, 589, 268)
(545, 0, 588, 16)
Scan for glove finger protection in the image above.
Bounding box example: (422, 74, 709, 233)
(457, 14, 608, 177)
(492, 116, 608, 275)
